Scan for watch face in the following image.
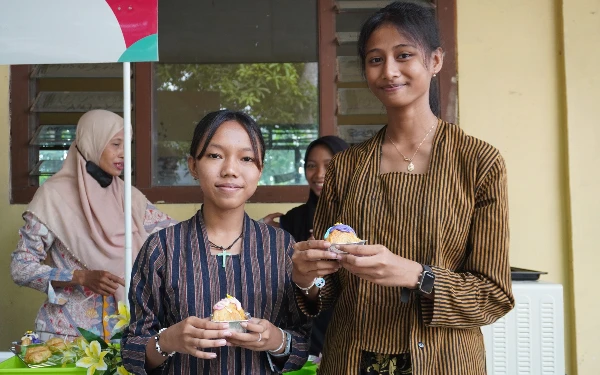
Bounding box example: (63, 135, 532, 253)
(420, 271, 435, 294)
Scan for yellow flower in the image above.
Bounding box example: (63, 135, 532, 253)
(75, 341, 108, 375)
(105, 301, 130, 332)
(116, 365, 130, 375)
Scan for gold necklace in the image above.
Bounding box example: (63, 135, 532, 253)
(386, 120, 437, 172)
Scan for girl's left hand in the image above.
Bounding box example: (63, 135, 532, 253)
(337, 244, 422, 288)
(226, 318, 284, 352)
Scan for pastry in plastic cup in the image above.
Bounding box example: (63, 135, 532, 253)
(14, 331, 43, 355)
(211, 295, 250, 332)
(324, 223, 364, 254)
(328, 240, 367, 254)
(210, 312, 252, 333)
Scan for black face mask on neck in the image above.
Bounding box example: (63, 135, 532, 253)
(76, 146, 113, 188)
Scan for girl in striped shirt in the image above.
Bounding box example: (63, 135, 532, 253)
(122, 110, 310, 374)
(291, 2, 513, 374)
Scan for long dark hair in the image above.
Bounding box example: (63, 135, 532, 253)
(304, 136, 349, 179)
(189, 110, 265, 170)
(304, 135, 349, 229)
(279, 136, 349, 243)
(358, 1, 441, 116)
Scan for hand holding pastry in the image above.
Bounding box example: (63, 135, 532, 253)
(292, 239, 341, 288)
(226, 318, 284, 353)
(338, 244, 422, 288)
(157, 317, 231, 359)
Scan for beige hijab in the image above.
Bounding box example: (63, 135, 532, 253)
(27, 110, 148, 303)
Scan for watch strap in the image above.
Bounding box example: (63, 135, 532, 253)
(401, 265, 435, 303)
(400, 287, 411, 303)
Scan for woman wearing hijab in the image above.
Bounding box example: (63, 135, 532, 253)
(262, 136, 349, 370)
(11, 109, 176, 341)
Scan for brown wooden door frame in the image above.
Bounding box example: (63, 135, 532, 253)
(435, 0, 458, 124)
(318, 0, 338, 136)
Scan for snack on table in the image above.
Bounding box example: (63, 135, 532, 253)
(72, 336, 87, 348)
(24, 345, 52, 365)
(20, 331, 41, 346)
(212, 294, 247, 322)
(45, 337, 68, 353)
(324, 223, 362, 244)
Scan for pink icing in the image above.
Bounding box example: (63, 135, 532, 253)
(213, 296, 242, 311)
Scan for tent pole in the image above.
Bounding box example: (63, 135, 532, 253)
(123, 62, 132, 308)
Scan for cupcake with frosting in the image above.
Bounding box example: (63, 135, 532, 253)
(211, 294, 251, 332)
(324, 222, 365, 254)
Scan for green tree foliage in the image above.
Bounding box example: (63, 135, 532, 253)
(156, 63, 317, 124)
(154, 63, 318, 185)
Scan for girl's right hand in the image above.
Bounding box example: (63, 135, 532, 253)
(291, 240, 341, 287)
(158, 317, 231, 359)
(261, 212, 283, 227)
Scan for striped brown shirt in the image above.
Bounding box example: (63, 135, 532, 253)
(298, 121, 514, 374)
(122, 211, 310, 374)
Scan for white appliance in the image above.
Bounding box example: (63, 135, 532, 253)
(481, 281, 565, 375)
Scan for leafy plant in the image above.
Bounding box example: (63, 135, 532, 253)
(155, 63, 318, 125)
(71, 301, 130, 375)
(153, 63, 318, 186)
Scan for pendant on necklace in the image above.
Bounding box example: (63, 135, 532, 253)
(407, 162, 415, 172)
(217, 249, 232, 268)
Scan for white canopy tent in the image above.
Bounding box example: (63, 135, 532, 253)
(0, 0, 159, 304)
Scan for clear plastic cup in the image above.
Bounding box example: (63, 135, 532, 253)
(210, 312, 251, 333)
(328, 240, 366, 254)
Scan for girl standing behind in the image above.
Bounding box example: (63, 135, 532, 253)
(263, 136, 349, 373)
(267, 136, 349, 243)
